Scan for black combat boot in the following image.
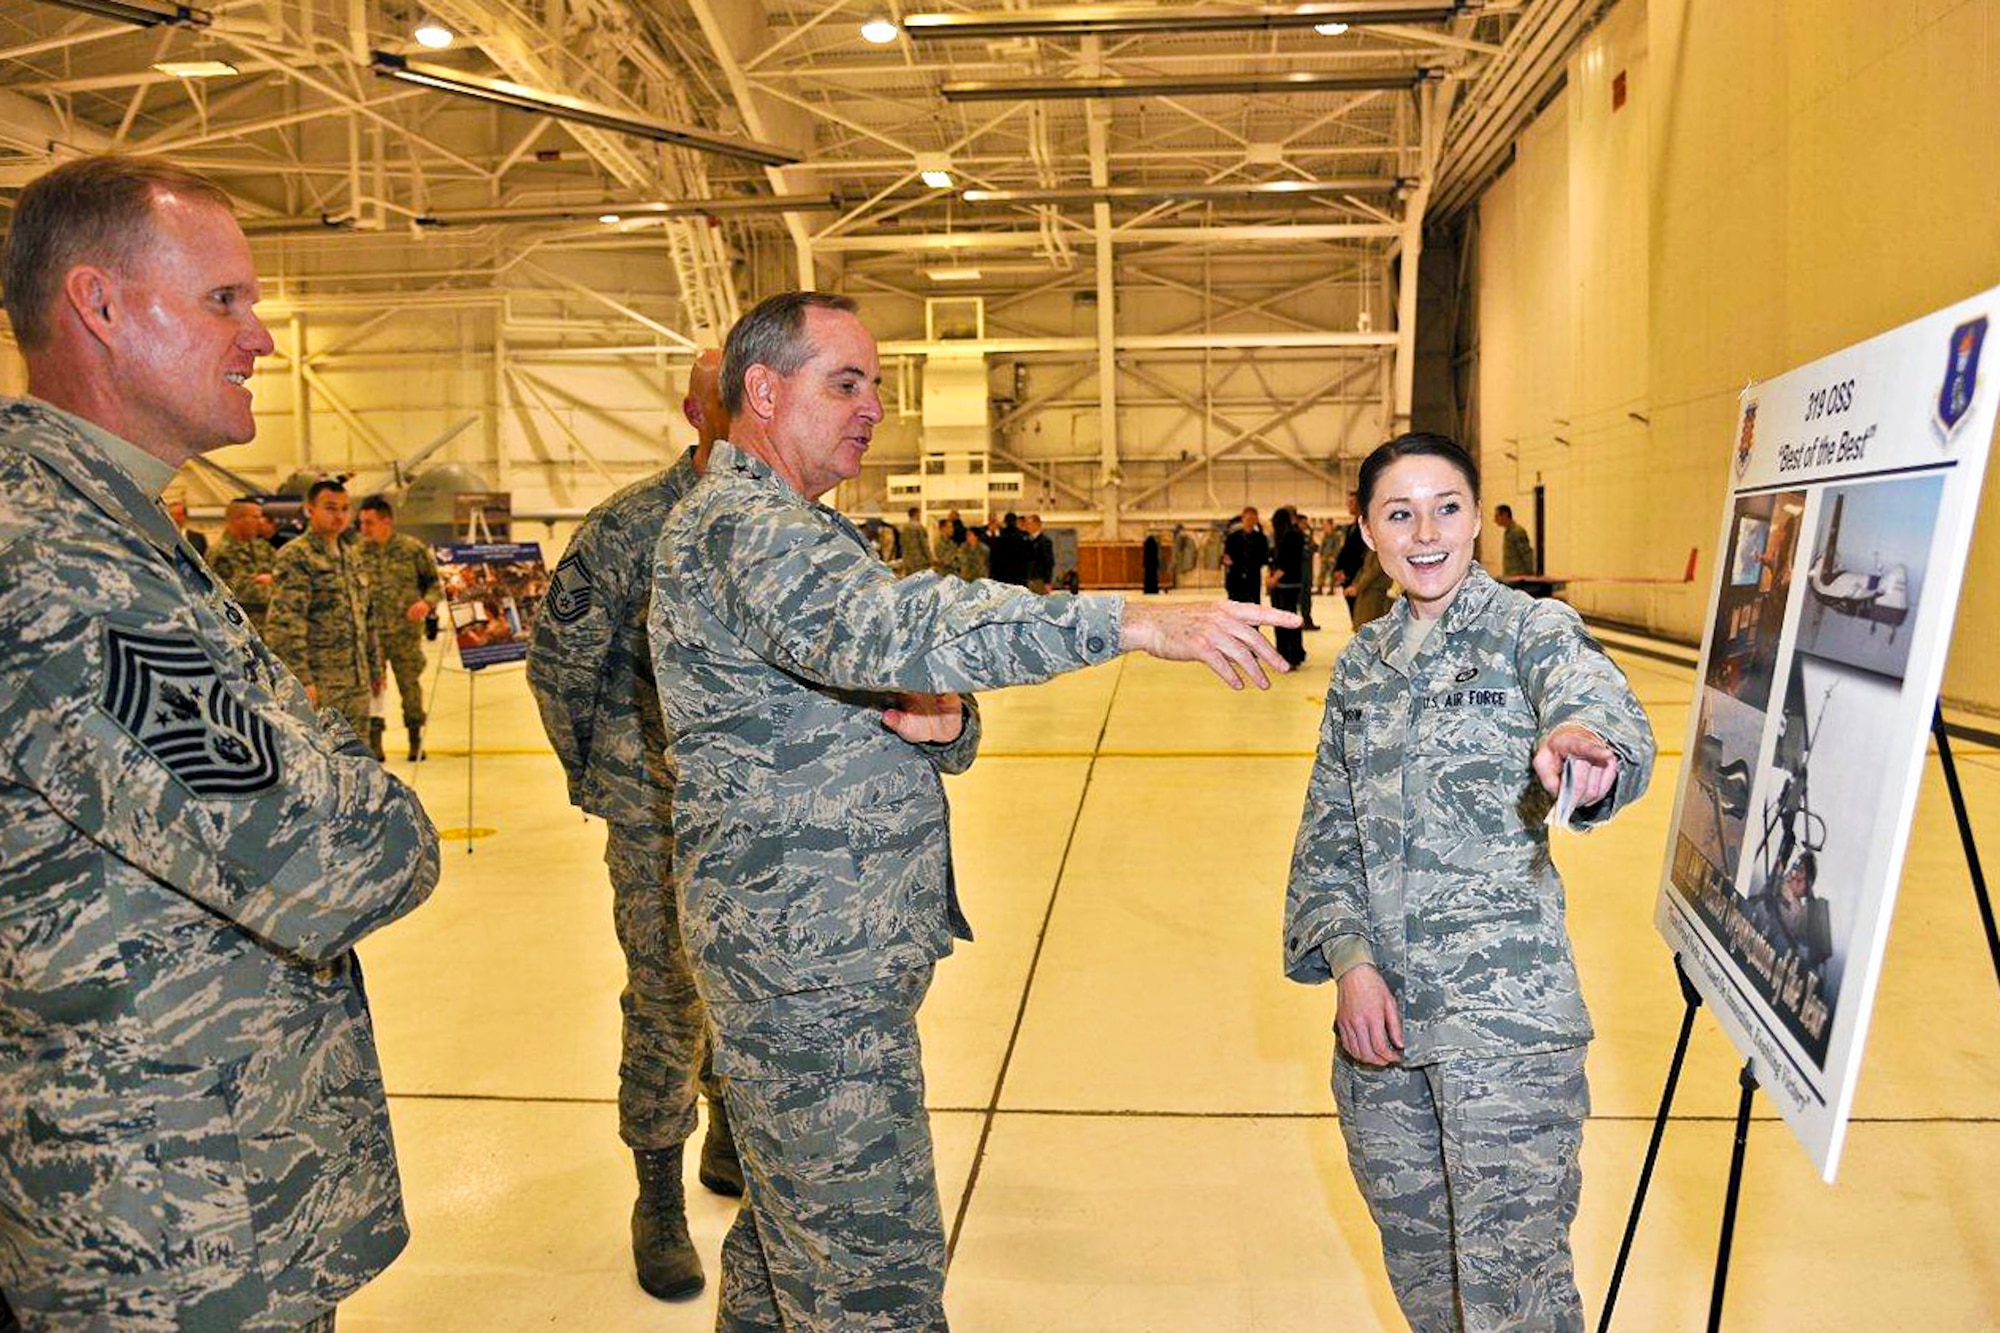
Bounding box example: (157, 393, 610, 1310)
(632, 1147, 703, 1300)
(366, 718, 386, 761)
(407, 723, 425, 762)
(699, 1099, 745, 1198)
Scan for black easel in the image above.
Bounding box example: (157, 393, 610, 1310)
(1600, 701, 1996, 1332)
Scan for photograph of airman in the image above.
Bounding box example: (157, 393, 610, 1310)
(266, 477, 382, 738)
(1285, 433, 1657, 1333)
(526, 349, 743, 1302)
(649, 290, 1300, 1333)
(0, 153, 439, 1333)
(357, 494, 443, 761)
(207, 495, 277, 629)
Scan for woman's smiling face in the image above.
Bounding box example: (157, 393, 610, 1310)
(1361, 454, 1482, 620)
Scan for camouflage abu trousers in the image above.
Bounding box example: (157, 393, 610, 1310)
(381, 630, 429, 727)
(318, 685, 372, 744)
(605, 821, 715, 1149)
(710, 968, 948, 1333)
(1335, 1045, 1589, 1333)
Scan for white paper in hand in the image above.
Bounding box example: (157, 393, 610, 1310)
(1546, 757, 1585, 833)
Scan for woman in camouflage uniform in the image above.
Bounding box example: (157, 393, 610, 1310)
(1285, 433, 1656, 1333)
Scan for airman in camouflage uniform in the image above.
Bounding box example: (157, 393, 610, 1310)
(0, 155, 439, 1332)
(357, 496, 442, 761)
(1287, 440, 1654, 1333)
(266, 479, 381, 740)
(526, 350, 741, 1302)
(894, 506, 931, 577)
(954, 528, 990, 582)
(651, 291, 1299, 1331)
(207, 497, 277, 629)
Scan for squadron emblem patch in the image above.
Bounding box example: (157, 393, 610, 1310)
(545, 550, 594, 625)
(102, 627, 281, 796)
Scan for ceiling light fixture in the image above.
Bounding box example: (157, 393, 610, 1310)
(1314, 21, 1350, 34)
(902, 2, 1462, 41)
(941, 68, 1439, 102)
(917, 153, 954, 189)
(961, 177, 1405, 205)
(237, 194, 843, 236)
(413, 18, 454, 49)
(35, 0, 211, 27)
(152, 58, 238, 77)
(370, 52, 800, 166)
(598, 212, 621, 224)
(926, 266, 984, 282)
(860, 16, 899, 43)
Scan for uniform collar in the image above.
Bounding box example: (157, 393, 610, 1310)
(707, 439, 780, 488)
(2, 396, 186, 558)
(1374, 562, 1503, 673)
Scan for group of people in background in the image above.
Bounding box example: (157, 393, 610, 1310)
(880, 505, 1059, 592)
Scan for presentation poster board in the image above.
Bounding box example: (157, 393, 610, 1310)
(1655, 287, 1998, 1181)
(434, 541, 548, 669)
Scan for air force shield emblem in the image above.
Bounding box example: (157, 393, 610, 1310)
(545, 549, 595, 626)
(1936, 315, 1987, 446)
(102, 627, 281, 796)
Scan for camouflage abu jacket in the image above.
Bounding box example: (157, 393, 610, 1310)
(360, 531, 442, 643)
(0, 398, 439, 1329)
(207, 531, 276, 625)
(527, 450, 698, 825)
(265, 531, 381, 693)
(650, 442, 1124, 1005)
(1284, 564, 1655, 1063)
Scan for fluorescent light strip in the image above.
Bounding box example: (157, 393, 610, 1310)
(239, 195, 841, 236)
(903, 2, 1461, 41)
(369, 52, 799, 167)
(962, 178, 1406, 205)
(941, 69, 1439, 102)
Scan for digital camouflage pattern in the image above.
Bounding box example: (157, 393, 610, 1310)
(1285, 563, 1656, 1063)
(1336, 1046, 1589, 1333)
(954, 537, 989, 583)
(0, 398, 439, 1331)
(207, 531, 276, 629)
(265, 532, 381, 738)
(1503, 524, 1537, 579)
(650, 441, 1124, 1006)
(525, 451, 714, 1149)
(652, 441, 1124, 1329)
(360, 531, 441, 728)
(711, 970, 944, 1333)
(894, 519, 931, 578)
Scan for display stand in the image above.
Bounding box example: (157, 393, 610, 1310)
(1601, 703, 1995, 1332)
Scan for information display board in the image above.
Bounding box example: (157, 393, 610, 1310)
(434, 541, 548, 670)
(1656, 288, 1998, 1181)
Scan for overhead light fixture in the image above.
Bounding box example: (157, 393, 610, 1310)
(1314, 21, 1350, 34)
(860, 15, 899, 43)
(903, 2, 1461, 41)
(962, 177, 1405, 205)
(35, 0, 211, 26)
(370, 51, 800, 167)
(413, 18, 454, 49)
(238, 194, 843, 236)
(152, 58, 238, 77)
(916, 153, 954, 190)
(926, 266, 983, 282)
(941, 68, 1439, 102)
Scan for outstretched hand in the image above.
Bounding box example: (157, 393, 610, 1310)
(1533, 722, 1619, 805)
(882, 692, 966, 745)
(1120, 600, 1302, 689)
(1336, 964, 1403, 1066)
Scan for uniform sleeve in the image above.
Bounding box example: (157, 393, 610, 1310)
(413, 542, 443, 604)
(264, 548, 313, 687)
(1284, 681, 1375, 983)
(918, 693, 981, 775)
(1518, 600, 1657, 828)
(365, 584, 385, 679)
(526, 524, 615, 803)
(692, 503, 1125, 695)
(0, 538, 439, 963)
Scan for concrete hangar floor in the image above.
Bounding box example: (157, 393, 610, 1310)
(339, 599, 2000, 1332)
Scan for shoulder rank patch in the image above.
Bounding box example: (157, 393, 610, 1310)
(102, 627, 281, 796)
(545, 550, 594, 626)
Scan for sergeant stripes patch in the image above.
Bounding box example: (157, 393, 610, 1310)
(545, 550, 594, 625)
(102, 626, 281, 796)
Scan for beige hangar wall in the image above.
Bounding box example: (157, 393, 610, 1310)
(1477, 0, 2000, 714)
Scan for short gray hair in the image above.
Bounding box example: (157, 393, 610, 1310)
(720, 290, 859, 415)
(2, 155, 234, 349)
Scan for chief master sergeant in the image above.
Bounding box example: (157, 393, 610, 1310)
(526, 349, 743, 1303)
(0, 154, 439, 1331)
(266, 477, 382, 739)
(357, 495, 442, 762)
(650, 290, 1301, 1331)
